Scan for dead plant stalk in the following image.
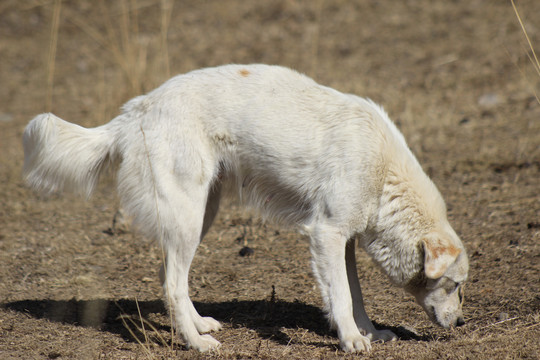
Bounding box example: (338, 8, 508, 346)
(46, 0, 62, 112)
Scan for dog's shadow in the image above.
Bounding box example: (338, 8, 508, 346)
(2, 297, 427, 349)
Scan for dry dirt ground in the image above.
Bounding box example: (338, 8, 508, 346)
(1, 1, 539, 359)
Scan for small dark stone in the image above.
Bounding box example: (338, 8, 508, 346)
(239, 246, 254, 257)
(459, 117, 470, 124)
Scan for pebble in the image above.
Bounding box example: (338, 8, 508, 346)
(478, 93, 500, 107)
(239, 246, 254, 257)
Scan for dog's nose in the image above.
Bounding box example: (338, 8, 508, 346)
(456, 317, 465, 327)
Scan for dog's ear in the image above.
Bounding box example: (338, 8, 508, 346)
(422, 233, 462, 279)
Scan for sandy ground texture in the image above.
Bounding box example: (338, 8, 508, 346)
(0, 1, 539, 359)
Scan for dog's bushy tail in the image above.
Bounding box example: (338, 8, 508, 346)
(23, 113, 117, 198)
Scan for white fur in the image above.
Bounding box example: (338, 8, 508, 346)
(23, 64, 468, 352)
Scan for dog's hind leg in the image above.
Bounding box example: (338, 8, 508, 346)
(158, 182, 221, 274)
(345, 238, 397, 342)
(188, 182, 223, 334)
(157, 182, 223, 336)
(200, 182, 222, 241)
(153, 179, 221, 352)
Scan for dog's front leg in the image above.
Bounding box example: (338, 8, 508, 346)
(345, 238, 397, 342)
(309, 225, 371, 352)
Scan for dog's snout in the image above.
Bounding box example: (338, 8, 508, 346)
(456, 317, 465, 327)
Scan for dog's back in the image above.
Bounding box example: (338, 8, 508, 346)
(97, 65, 395, 228)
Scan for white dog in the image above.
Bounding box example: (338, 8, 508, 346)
(23, 64, 468, 352)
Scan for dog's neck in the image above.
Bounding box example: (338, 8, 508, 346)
(362, 160, 443, 286)
(361, 227, 423, 287)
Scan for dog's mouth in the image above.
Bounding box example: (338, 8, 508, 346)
(428, 306, 465, 328)
(425, 305, 449, 328)
(411, 289, 466, 328)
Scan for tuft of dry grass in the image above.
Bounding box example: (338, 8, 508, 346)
(50, 0, 175, 125)
(116, 299, 173, 359)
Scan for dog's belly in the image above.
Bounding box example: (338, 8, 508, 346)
(222, 163, 316, 226)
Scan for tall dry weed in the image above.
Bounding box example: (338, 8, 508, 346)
(510, 0, 540, 163)
(45, 0, 62, 112)
(511, 0, 540, 103)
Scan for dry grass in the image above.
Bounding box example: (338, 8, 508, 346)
(45, 0, 62, 112)
(1, 1, 539, 359)
(511, 0, 540, 103)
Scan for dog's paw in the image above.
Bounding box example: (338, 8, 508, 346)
(188, 334, 221, 352)
(194, 316, 222, 333)
(367, 329, 398, 343)
(340, 333, 371, 353)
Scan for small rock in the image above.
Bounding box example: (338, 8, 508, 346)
(478, 93, 500, 107)
(498, 312, 509, 321)
(239, 246, 254, 257)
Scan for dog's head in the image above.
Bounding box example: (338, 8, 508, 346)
(406, 230, 469, 328)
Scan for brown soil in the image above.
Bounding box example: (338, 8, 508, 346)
(1, 1, 539, 359)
